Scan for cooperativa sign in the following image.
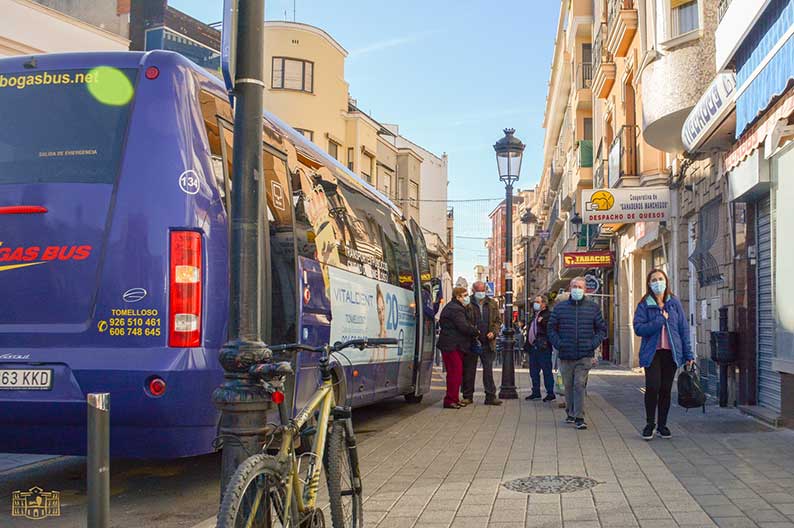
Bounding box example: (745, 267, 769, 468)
(582, 188, 671, 224)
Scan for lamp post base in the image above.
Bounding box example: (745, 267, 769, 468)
(498, 386, 519, 400)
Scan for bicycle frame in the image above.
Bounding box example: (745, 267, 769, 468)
(275, 376, 336, 522)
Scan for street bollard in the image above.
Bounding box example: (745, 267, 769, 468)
(87, 393, 110, 528)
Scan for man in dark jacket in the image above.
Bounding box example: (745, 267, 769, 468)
(548, 277, 607, 429)
(463, 281, 503, 405)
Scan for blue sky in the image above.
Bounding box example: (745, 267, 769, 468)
(170, 0, 559, 283)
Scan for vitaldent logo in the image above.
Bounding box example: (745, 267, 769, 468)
(0, 241, 92, 272)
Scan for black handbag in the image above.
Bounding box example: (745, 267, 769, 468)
(677, 363, 706, 412)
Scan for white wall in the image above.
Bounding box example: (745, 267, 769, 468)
(0, 0, 129, 57)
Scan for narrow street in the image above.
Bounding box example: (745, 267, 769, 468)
(5, 367, 794, 528)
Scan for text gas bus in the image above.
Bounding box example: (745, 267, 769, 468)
(0, 51, 436, 458)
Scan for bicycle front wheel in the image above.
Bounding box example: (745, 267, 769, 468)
(217, 454, 296, 528)
(323, 419, 363, 528)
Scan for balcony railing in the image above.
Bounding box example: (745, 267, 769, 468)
(607, 0, 634, 33)
(607, 124, 639, 187)
(593, 157, 606, 188)
(593, 22, 609, 74)
(718, 0, 732, 22)
(577, 63, 593, 89)
(578, 139, 593, 168)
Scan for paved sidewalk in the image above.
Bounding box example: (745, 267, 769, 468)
(355, 368, 719, 528)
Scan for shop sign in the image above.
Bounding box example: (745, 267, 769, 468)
(582, 187, 671, 224)
(682, 72, 736, 153)
(584, 274, 600, 294)
(563, 251, 613, 268)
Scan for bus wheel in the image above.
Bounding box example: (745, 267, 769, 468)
(404, 393, 423, 404)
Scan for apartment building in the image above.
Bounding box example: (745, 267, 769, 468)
(1, 0, 130, 57)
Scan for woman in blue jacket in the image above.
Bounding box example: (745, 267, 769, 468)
(633, 269, 694, 440)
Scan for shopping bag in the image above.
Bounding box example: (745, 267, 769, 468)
(470, 340, 483, 357)
(677, 363, 706, 412)
(554, 369, 565, 396)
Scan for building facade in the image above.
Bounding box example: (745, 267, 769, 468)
(1, 0, 130, 57)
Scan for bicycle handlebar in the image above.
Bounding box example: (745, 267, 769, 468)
(268, 337, 399, 354)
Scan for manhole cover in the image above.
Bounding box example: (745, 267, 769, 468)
(502, 475, 601, 494)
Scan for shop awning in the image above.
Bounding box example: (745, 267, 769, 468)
(734, 0, 794, 137)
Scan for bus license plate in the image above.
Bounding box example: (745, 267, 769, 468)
(0, 369, 52, 390)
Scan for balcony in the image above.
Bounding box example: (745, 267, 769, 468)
(607, 125, 640, 188)
(550, 145, 565, 191)
(574, 63, 593, 110)
(593, 157, 607, 189)
(592, 23, 616, 99)
(606, 0, 638, 59)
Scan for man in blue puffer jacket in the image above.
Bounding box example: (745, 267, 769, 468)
(548, 276, 608, 430)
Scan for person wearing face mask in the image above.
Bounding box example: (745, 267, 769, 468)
(462, 281, 503, 406)
(524, 295, 555, 401)
(633, 269, 694, 440)
(437, 287, 480, 409)
(548, 277, 608, 429)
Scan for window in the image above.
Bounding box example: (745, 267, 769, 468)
(409, 181, 419, 205)
(652, 245, 668, 272)
(361, 152, 374, 184)
(328, 140, 339, 161)
(582, 43, 592, 64)
(200, 91, 234, 212)
(672, 0, 698, 37)
(583, 118, 593, 140)
(295, 129, 313, 142)
(0, 68, 137, 185)
(271, 57, 314, 93)
(347, 147, 354, 171)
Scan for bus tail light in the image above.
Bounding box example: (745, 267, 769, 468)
(169, 231, 202, 347)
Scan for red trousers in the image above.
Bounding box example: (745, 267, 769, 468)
(442, 349, 463, 407)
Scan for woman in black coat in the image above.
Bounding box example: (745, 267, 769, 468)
(437, 287, 479, 409)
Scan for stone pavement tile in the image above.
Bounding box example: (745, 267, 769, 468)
(693, 495, 732, 507)
(712, 518, 759, 528)
(701, 505, 745, 518)
(531, 495, 564, 505)
(562, 508, 599, 522)
(598, 512, 640, 527)
(775, 505, 794, 516)
(764, 495, 794, 506)
(562, 522, 601, 528)
(638, 520, 679, 528)
(524, 514, 563, 528)
(527, 503, 562, 516)
(743, 511, 789, 524)
(377, 515, 419, 527)
(672, 511, 714, 525)
(757, 524, 794, 528)
(458, 504, 494, 517)
(634, 508, 674, 521)
(365, 499, 397, 512)
(418, 509, 457, 524)
(428, 499, 464, 511)
(490, 509, 527, 523)
(451, 517, 489, 528)
(463, 493, 499, 506)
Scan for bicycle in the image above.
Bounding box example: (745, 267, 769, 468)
(217, 337, 397, 528)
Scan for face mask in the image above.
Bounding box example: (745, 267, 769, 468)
(651, 280, 666, 295)
(461, 295, 471, 306)
(474, 292, 486, 301)
(533, 302, 541, 312)
(571, 288, 584, 301)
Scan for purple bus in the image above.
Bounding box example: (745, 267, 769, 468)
(0, 51, 436, 458)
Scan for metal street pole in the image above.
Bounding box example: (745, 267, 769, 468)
(87, 393, 109, 528)
(213, 0, 272, 496)
(499, 185, 518, 399)
(524, 236, 530, 328)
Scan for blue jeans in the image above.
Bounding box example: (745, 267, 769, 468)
(528, 339, 554, 397)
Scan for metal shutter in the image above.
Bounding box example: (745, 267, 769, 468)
(757, 197, 780, 412)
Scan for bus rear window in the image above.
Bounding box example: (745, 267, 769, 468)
(0, 67, 137, 185)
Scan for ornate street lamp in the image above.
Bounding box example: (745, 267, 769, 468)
(521, 210, 537, 329)
(494, 128, 525, 400)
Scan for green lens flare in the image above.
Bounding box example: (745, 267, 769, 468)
(87, 66, 134, 106)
